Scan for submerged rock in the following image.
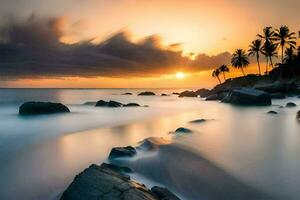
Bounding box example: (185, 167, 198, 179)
(138, 91, 156, 96)
(189, 119, 206, 123)
(267, 111, 278, 114)
(174, 127, 192, 133)
(123, 92, 133, 95)
(222, 88, 271, 106)
(124, 103, 140, 107)
(60, 164, 175, 200)
(286, 102, 297, 107)
(137, 137, 171, 151)
(109, 146, 137, 159)
(178, 90, 197, 97)
(19, 102, 70, 115)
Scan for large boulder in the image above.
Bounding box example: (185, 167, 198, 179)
(286, 102, 297, 107)
(108, 146, 137, 159)
(195, 88, 211, 98)
(19, 102, 70, 115)
(222, 88, 271, 106)
(138, 91, 156, 96)
(178, 90, 197, 97)
(255, 81, 297, 94)
(60, 164, 180, 200)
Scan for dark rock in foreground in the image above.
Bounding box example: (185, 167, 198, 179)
(174, 127, 192, 133)
(60, 164, 180, 200)
(151, 186, 181, 200)
(109, 146, 137, 159)
(286, 102, 297, 107)
(267, 111, 278, 114)
(178, 90, 197, 97)
(138, 91, 156, 96)
(19, 102, 70, 115)
(222, 88, 272, 106)
(270, 93, 286, 99)
(123, 92, 133, 95)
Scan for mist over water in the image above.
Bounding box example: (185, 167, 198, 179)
(0, 89, 299, 200)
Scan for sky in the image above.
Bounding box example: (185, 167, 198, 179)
(0, 0, 299, 88)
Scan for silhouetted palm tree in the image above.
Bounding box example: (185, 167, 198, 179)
(212, 69, 221, 84)
(284, 47, 295, 63)
(274, 26, 296, 64)
(262, 42, 278, 70)
(248, 39, 263, 75)
(219, 65, 229, 81)
(231, 49, 249, 76)
(258, 27, 275, 73)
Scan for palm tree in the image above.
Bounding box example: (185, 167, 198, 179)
(284, 47, 295, 63)
(262, 42, 278, 70)
(212, 69, 221, 84)
(219, 65, 229, 81)
(231, 49, 249, 76)
(258, 27, 275, 73)
(248, 39, 263, 75)
(274, 26, 296, 64)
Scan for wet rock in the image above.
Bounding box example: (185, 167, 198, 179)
(174, 127, 192, 133)
(205, 94, 219, 101)
(109, 146, 137, 159)
(138, 91, 156, 96)
(60, 164, 161, 200)
(270, 93, 286, 99)
(95, 100, 109, 106)
(124, 103, 140, 107)
(19, 102, 70, 115)
(161, 93, 168, 96)
(286, 102, 297, 107)
(107, 101, 123, 107)
(195, 88, 211, 98)
(123, 92, 133, 95)
(267, 111, 278, 114)
(101, 163, 132, 175)
(178, 90, 197, 97)
(222, 88, 271, 106)
(151, 186, 181, 200)
(137, 137, 171, 151)
(190, 119, 206, 123)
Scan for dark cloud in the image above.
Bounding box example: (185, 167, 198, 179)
(0, 15, 231, 80)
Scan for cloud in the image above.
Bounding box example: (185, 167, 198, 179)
(0, 15, 231, 80)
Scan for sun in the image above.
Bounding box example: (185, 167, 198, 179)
(175, 72, 186, 79)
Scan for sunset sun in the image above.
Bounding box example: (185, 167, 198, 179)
(175, 72, 186, 79)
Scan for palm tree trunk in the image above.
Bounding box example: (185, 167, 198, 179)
(217, 76, 221, 84)
(241, 67, 245, 76)
(281, 45, 284, 64)
(257, 54, 261, 75)
(269, 57, 274, 69)
(265, 57, 269, 74)
(223, 72, 226, 81)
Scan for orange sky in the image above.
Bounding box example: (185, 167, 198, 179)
(1, 0, 299, 88)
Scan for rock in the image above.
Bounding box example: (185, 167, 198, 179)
(172, 92, 180, 95)
(190, 119, 206, 123)
(83, 101, 97, 106)
(151, 186, 181, 200)
(123, 92, 133, 95)
(297, 111, 300, 120)
(101, 163, 132, 174)
(255, 81, 297, 94)
(109, 146, 137, 159)
(19, 102, 70, 115)
(138, 91, 156, 96)
(60, 164, 163, 200)
(222, 88, 272, 106)
(267, 111, 278, 114)
(107, 101, 123, 107)
(286, 102, 297, 107)
(95, 100, 109, 107)
(205, 94, 219, 101)
(161, 93, 168, 96)
(178, 90, 197, 97)
(137, 137, 171, 151)
(195, 88, 211, 98)
(174, 127, 192, 133)
(270, 93, 286, 99)
(298, 96, 300, 98)
(124, 103, 140, 107)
